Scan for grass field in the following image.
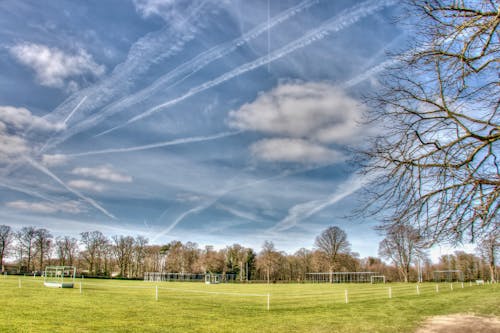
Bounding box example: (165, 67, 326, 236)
(0, 276, 498, 332)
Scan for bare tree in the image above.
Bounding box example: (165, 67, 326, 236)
(315, 226, 351, 282)
(34, 228, 52, 271)
(379, 224, 426, 282)
(112, 235, 135, 278)
(132, 236, 148, 278)
(361, 0, 499, 244)
(80, 231, 108, 275)
(55, 236, 79, 266)
(477, 231, 499, 282)
(0, 225, 13, 273)
(258, 241, 280, 283)
(17, 226, 37, 272)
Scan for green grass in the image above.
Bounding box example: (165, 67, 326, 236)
(0, 276, 498, 332)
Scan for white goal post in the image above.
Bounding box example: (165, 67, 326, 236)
(370, 275, 386, 284)
(44, 266, 76, 288)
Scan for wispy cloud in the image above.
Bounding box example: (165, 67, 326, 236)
(250, 138, 345, 164)
(0, 180, 58, 203)
(67, 179, 105, 192)
(71, 165, 132, 183)
(271, 174, 373, 232)
(41, 154, 68, 167)
(97, 0, 397, 136)
(24, 157, 117, 219)
(6, 200, 82, 214)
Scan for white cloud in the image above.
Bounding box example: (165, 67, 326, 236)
(176, 193, 204, 203)
(0, 126, 29, 164)
(0, 106, 66, 164)
(6, 200, 82, 214)
(41, 154, 68, 167)
(68, 179, 105, 192)
(228, 82, 366, 144)
(9, 43, 104, 89)
(0, 106, 64, 132)
(251, 138, 345, 164)
(71, 165, 132, 183)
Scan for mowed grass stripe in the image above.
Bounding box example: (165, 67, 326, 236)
(0, 276, 498, 333)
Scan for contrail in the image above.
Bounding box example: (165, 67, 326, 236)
(23, 157, 117, 220)
(64, 131, 241, 157)
(98, 0, 396, 136)
(151, 202, 212, 242)
(270, 173, 377, 232)
(0, 180, 59, 203)
(97, 0, 319, 113)
(34, 0, 216, 154)
(63, 96, 87, 125)
(215, 203, 261, 223)
(153, 163, 336, 240)
(57, 0, 319, 142)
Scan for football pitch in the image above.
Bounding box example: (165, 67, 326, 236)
(0, 276, 498, 332)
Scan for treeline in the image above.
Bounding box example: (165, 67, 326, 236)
(0, 224, 497, 282)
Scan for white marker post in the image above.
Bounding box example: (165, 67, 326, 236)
(344, 289, 348, 304)
(267, 293, 270, 311)
(416, 285, 420, 295)
(450, 283, 453, 291)
(155, 285, 158, 301)
(436, 284, 439, 293)
(388, 287, 392, 299)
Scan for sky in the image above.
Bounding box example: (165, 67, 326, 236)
(0, 0, 468, 260)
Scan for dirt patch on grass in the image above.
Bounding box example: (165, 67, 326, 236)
(415, 314, 500, 333)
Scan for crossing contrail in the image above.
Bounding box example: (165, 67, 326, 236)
(46, 0, 320, 144)
(98, 0, 396, 136)
(35, 0, 216, 154)
(24, 157, 117, 220)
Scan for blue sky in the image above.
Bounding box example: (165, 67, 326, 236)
(0, 0, 441, 258)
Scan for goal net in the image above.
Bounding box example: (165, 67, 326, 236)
(44, 266, 76, 288)
(433, 270, 464, 282)
(370, 275, 386, 284)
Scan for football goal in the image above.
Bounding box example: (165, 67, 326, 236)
(370, 275, 386, 284)
(306, 272, 379, 283)
(44, 266, 76, 288)
(433, 270, 464, 282)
